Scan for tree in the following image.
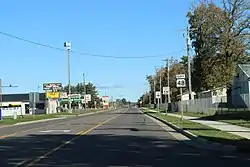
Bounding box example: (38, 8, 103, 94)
(188, 0, 250, 91)
(121, 98, 127, 105)
(146, 58, 188, 102)
(63, 82, 101, 108)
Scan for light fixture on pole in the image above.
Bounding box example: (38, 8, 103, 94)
(64, 42, 72, 112)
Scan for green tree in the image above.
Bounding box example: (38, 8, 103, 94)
(121, 98, 127, 105)
(63, 82, 101, 108)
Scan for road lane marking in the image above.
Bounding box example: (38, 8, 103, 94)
(39, 130, 71, 133)
(0, 133, 17, 139)
(0, 109, 119, 140)
(22, 114, 121, 167)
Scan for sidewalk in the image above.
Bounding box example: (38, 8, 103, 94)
(168, 113, 250, 140)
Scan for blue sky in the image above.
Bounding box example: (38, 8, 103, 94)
(0, 0, 192, 102)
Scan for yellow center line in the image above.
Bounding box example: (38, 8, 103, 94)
(0, 108, 116, 140)
(21, 114, 121, 167)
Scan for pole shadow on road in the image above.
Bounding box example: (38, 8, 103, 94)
(0, 133, 249, 167)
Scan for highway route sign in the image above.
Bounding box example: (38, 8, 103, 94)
(162, 87, 169, 95)
(176, 79, 186, 87)
(176, 74, 185, 79)
(155, 91, 161, 99)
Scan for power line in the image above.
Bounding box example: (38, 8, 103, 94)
(0, 31, 184, 59)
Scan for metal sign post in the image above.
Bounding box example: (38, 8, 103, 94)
(163, 87, 169, 113)
(155, 91, 161, 112)
(176, 74, 186, 121)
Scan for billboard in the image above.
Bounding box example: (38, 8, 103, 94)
(43, 83, 62, 91)
(46, 92, 60, 99)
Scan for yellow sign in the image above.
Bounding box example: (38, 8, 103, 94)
(46, 92, 60, 99)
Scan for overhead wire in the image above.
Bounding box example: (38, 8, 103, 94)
(0, 31, 184, 59)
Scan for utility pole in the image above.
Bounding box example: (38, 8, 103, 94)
(149, 82, 152, 105)
(159, 69, 162, 104)
(153, 76, 156, 106)
(82, 73, 87, 110)
(163, 58, 171, 103)
(64, 42, 72, 112)
(186, 26, 192, 100)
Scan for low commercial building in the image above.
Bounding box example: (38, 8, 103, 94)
(0, 93, 46, 117)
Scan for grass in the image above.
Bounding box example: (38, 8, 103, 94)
(175, 111, 250, 128)
(142, 109, 248, 146)
(0, 108, 106, 125)
(0, 114, 60, 125)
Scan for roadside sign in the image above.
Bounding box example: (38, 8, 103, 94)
(176, 74, 185, 79)
(155, 91, 161, 99)
(82, 94, 91, 103)
(176, 79, 186, 87)
(85, 94, 91, 102)
(43, 83, 62, 91)
(29, 92, 40, 103)
(46, 92, 60, 99)
(163, 87, 169, 95)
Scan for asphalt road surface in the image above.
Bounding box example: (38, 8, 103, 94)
(0, 107, 249, 167)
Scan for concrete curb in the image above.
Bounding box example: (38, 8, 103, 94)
(143, 111, 237, 153)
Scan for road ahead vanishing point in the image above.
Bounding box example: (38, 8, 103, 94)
(0, 108, 249, 167)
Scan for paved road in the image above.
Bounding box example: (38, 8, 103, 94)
(0, 107, 249, 167)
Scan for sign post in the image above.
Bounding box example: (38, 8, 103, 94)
(43, 83, 62, 114)
(176, 74, 186, 120)
(163, 87, 169, 114)
(155, 91, 161, 111)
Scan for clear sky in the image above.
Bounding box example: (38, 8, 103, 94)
(0, 0, 192, 102)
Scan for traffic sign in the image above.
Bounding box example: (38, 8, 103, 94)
(163, 87, 169, 95)
(176, 79, 186, 87)
(43, 83, 62, 91)
(176, 74, 185, 79)
(155, 91, 161, 99)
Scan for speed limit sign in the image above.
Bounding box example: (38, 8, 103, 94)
(176, 78, 186, 87)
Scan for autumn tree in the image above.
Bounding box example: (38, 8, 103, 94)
(146, 58, 187, 102)
(188, 0, 250, 91)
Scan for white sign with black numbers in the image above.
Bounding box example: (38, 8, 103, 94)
(155, 91, 161, 99)
(176, 79, 186, 87)
(163, 87, 169, 95)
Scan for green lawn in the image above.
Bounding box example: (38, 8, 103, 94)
(144, 111, 248, 146)
(0, 114, 60, 125)
(0, 109, 107, 125)
(175, 111, 250, 128)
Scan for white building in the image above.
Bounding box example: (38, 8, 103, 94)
(231, 64, 250, 108)
(0, 93, 46, 117)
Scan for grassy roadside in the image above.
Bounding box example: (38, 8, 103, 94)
(142, 109, 248, 146)
(0, 109, 107, 125)
(175, 111, 250, 128)
(0, 114, 60, 125)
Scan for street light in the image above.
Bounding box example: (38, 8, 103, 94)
(64, 42, 72, 112)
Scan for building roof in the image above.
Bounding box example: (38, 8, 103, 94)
(238, 64, 250, 78)
(1, 93, 46, 102)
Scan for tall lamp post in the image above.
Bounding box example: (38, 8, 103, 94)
(64, 42, 72, 112)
